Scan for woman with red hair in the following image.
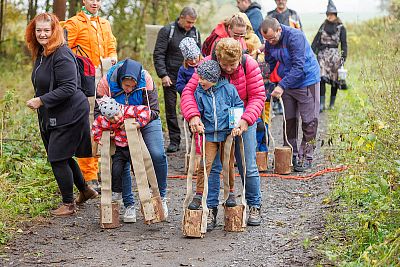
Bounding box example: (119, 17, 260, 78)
(25, 13, 97, 216)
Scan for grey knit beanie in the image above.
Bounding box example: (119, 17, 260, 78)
(179, 37, 201, 60)
(197, 60, 221, 83)
(98, 96, 122, 119)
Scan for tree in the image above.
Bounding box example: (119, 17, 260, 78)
(53, 0, 67, 20)
(27, 0, 38, 23)
(0, 0, 4, 42)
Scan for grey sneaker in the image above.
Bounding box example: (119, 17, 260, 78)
(161, 197, 168, 219)
(188, 195, 202, 210)
(294, 160, 312, 172)
(247, 206, 261, 226)
(112, 192, 122, 202)
(123, 205, 136, 223)
(225, 193, 237, 207)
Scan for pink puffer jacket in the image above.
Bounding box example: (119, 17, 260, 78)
(181, 54, 265, 126)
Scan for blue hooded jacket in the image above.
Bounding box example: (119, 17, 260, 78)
(194, 78, 244, 142)
(107, 59, 147, 105)
(265, 25, 320, 89)
(176, 65, 195, 95)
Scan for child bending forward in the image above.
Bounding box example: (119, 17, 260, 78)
(188, 60, 244, 210)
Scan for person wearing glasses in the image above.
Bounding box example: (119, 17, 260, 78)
(261, 17, 320, 172)
(201, 14, 248, 57)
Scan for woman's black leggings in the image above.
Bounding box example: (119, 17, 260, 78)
(320, 81, 338, 98)
(50, 158, 86, 203)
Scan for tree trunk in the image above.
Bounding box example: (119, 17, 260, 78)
(53, 0, 67, 21)
(68, 0, 78, 18)
(0, 0, 4, 42)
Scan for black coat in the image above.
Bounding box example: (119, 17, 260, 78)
(153, 20, 201, 83)
(32, 45, 91, 161)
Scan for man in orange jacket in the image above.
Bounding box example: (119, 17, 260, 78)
(64, 0, 118, 192)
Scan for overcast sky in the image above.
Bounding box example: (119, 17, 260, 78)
(260, 0, 382, 14)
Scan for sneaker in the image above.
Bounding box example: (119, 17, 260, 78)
(161, 197, 168, 219)
(123, 205, 137, 223)
(294, 160, 312, 172)
(75, 187, 98, 205)
(247, 206, 261, 226)
(188, 195, 202, 210)
(225, 193, 237, 207)
(51, 203, 76, 216)
(207, 207, 218, 232)
(87, 180, 101, 194)
(166, 143, 180, 153)
(112, 192, 123, 204)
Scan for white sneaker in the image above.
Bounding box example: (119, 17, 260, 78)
(123, 205, 136, 223)
(161, 197, 168, 219)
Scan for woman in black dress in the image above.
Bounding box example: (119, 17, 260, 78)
(312, 0, 348, 111)
(25, 13, 97, 216)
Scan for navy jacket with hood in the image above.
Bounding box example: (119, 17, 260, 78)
(194, 78, 244, 142)
(265, 24, 320, 89)
(245, 2, 264, 42)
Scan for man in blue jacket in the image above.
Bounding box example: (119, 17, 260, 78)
(236, 0, 263, 42)
(261, 17, 320, 172)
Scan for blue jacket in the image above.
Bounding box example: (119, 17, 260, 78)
(265, 25, 320, 89)
(176, 65, 195, 95)
(194, 78, 244, 142)
(245, 2, 264, 42)
(107, 59, 147, 105)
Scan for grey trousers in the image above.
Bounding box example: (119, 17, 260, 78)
(281, 82, 320, 161)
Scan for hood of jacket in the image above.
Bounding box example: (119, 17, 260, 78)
(117, 59, 142, 89)
(247, 2, 261, 11)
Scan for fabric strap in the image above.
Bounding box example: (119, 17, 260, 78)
(125, 118, 156, 221)
(183, 134, 209, 234)
(100, 131, 112, 223)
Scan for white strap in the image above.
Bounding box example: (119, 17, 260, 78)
(238, 136, 247, 228)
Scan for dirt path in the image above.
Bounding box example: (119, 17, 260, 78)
(1, 113, 334, 267)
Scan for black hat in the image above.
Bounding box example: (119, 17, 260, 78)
(327, 0, 338, 13)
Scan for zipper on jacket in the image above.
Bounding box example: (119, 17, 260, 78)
(210, 90, 218, 141)
(33, 55, 43, 95)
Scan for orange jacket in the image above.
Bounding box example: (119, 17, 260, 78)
(63, 11, 117, 68)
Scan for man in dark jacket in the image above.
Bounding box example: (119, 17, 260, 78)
(267, 0, 302, 30)
(236, 0, 264, 42)
(261, 17, 320, 172)
(153, 7, 201, 153)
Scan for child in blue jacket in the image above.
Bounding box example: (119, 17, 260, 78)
(188, 60, 244, 211)
(176, 37, 202, 95)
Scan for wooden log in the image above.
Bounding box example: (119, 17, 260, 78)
(142, 196, 166, 225)
(256, 151, 268, 171)
(224, 205, 246, 232)
(182, 209, 204, 238)
(274, 146, 292, 175)
(100, 202, 120, 229)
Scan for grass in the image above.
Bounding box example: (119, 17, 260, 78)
(321, 16, 400, 266)
(0, 57, 58, 246)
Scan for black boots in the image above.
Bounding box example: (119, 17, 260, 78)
(320, 96, 326, 113)
(329, 96, 336, 109)
(207, 207, 218, 231)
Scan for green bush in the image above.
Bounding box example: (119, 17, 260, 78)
(322, 16, 400, 266)
(0, 59, 58, 245)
